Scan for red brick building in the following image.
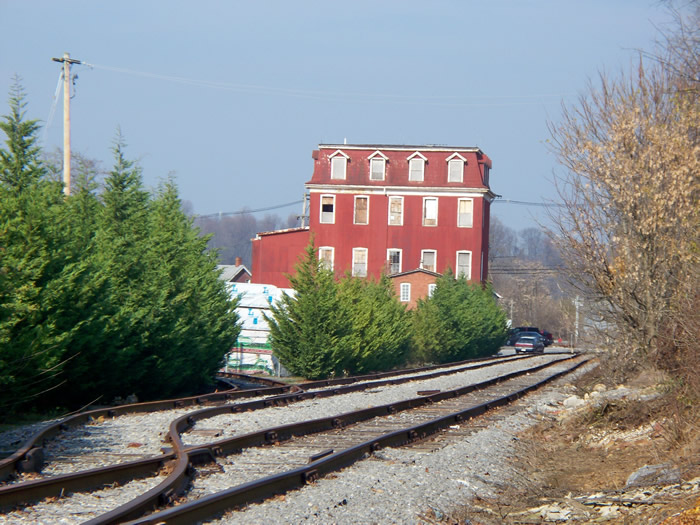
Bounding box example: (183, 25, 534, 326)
(388, 268, 442, 310)
(251, 144, 494, 289)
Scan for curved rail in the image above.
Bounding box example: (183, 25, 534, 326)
(0, 353, 526, 510)
(0, 382, 299, 483)
(96, 354, 585, 524)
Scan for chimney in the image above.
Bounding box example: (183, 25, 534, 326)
(235, 256, 242, 266)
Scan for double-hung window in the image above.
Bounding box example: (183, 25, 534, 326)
(423, 197, 438, 226)
(388, 196, 403, 226)
(330, 152, 347, 180)
(387, 249, 402, 274)
(320, 195, 335, 224)
(399, 283, 411, 302)
(368, 151, 387, 181)
(409, 158, 424, 181)
(354, 196, 369, 225)
(352, 248, 368, 277)
(408, 152, 426, 181)
(456, 251, 472, 279)
(457, 198, 473, 228)
(447, 153, 466, 183)
(319, 247, 334, 270)
(421, 250, 436, 272)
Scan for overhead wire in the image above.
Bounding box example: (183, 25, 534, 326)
(42, 70, 64, 144)
(194, 200, 304, 219)
(193, 196, 558, 221)
(80, 61, 572, 107)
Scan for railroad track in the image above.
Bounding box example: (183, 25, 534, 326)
(0, 353, 526, 488)
(0, 352, 583, 524)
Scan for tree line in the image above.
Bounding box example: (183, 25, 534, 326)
(267, 241, 508, 379)
(0, 82, 240, 415)
(0, 82, 509, 415)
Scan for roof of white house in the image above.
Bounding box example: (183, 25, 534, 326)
(217, 264, 251, 282)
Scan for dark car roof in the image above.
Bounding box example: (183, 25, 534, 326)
(518, 331, 542, 338)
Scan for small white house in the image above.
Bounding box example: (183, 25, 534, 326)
(226, 282, 294, 375)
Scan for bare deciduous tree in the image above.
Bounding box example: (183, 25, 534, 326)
(547, 7, 699, 372)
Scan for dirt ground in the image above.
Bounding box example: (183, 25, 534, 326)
(449, 363, 700, 524)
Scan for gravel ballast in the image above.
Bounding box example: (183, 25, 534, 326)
(208, 358, 594, 524)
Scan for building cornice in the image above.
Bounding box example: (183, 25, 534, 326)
(319, 144, 483, 154)
(306, 183, 496, 199)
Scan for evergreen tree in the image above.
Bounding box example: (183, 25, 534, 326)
(411, 270, 507, 364)
(266, 240, 349, 379)
(0, 79, 44, 191)
(0, 81, 70, 411)
(138, 177, 239, 398)
(337, 274, 411, 374)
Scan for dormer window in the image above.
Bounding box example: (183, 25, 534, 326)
(330, 150, 348, 180)
(447, 153, 466, 183)
(368, 151, 387, 181)
(407, 151, 427, 181)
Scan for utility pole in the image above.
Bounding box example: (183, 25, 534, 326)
(298, 193, 309, 227)
(51, 52, 82, 196)
(574, 295, 582, 348)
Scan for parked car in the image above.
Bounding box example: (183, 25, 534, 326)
(506, 326, 541, 346)
(514, 334, 545, 353)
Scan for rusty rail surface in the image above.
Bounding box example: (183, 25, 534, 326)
(97, 355, 586, 524)
(0, 353, 526, 510)
(3, 354, 519, 483)
(0, 382, 300, 483)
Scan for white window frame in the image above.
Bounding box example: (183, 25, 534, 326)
(368, 150, 387, 181)
(400, 283, 411, 302)
(428, 283, 437, 297)
(388, 196, 403, 226)
(330, 150, 348, 180)
(352, 247, 368, 277)
(457, 198, 474, 228)
(387, 248, 402, 274)
(446, 152, 466, 183)
(422, 197, 438, 227)
(354, 195, 369, 225)
(320, 194, 335, 224)
(407, 151, 427, 182)
(318, 246, 334, 270)
(421, 250, 437, 272)
(456, 250, 472, 280)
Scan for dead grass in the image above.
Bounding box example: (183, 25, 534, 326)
(445, 364, 700, 524)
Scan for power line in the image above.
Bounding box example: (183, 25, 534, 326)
(193, 195, 560, 221)
(194, 200, 303, 219)
(80, 61, 572, 107)
(493, 198, 562, 207)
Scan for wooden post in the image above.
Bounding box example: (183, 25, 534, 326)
(62, 53, 71, 196)
(52, 52, 82, 196)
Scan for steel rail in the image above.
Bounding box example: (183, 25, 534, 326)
(2, 353, 517, 482)
(166, 354, 547, 452)
(289, 352, 528, 390)
(96, 355, 583, 524)
(125, 356, 589, 525)
(0, 353, 526, 509)
(0, 383, 301, 483)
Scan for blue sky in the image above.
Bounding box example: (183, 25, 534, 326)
(0, 1, 671, 231)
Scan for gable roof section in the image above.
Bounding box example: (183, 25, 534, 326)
(446, 152, 467, 163)
(407, 151, 428, 161)
(367, 150, 388, 160)
(217, 264, 252, 282)
(387, 267, 442, 279)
